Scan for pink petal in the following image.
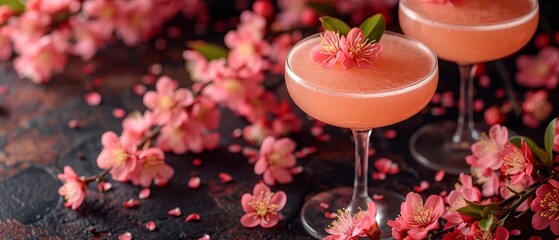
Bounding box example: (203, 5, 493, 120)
(384, 129, 397, 139)
(145, 221, 156, 231)
(188, 176, 201, 189)
(373, 194, 384, 200)
(372, 172, 386, 180)
(132, 84, 146, 96)
(198, 234, 210, 240)
(167, 207, 182, 217)
(101, 131, 119, 147)
(252, 182, 271, 196)
(240, 214, 261, 228)
(435, 170, 445, 182)
(118, 232, 132, 240)
(260, 214, 280, 228)
(241, 193, 255, 213)
(98, 182, 112, 192)
(185, 213, 201, 222)
(231, 128, 243, 138)
(324, 211, 337, 219)
(149, 63, 163, 75)
(112, 108, 126, 119)
(192, 158, 203, 166)
(270, 191, 287, 210)
(68, 119, 79, 129)
(85, 92, 102, 106)
(272, 168, 293, 184)
(319, 202, 329, 209)
(254, 158, 268, 175)
(218, 172, 233, 183)
(123, 198, 140, 208)
(413, 181, 430, 192)
(139, 188, 151, 199)
(228, 144, 243, 153)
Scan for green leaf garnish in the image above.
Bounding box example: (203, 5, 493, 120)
(359, 14, 385, 43)
(509, 136, 551, 166)
(188, 41, 229, 61)
(544, 118, 557, 159)
(458, 200, 501, 220)
(0, 0, 25, 13)
(319, 16, 350, 36)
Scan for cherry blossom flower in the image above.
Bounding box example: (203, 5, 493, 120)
(515, 46, 559, 89)
(13, 32, 68, 83)
(143, 76, 194, 125)
(467, 223, 509, 240)
(339, 28, 383, 69)
(69, 17, 106, 60)
(387, 192, 444, 240)
(500, 176, 535, 212)
(310, 30, 344, 68)
(157, 118, 204, 154)
(466, 124, 509, 171)
(442, 183, 481, 229)
(225, 11, 271, 72)
(483, 106, 506, 126)
(522, 90, 552, 129)
(324, 210, 359, 240)
(122, 111, 153, 143)
(531, 179, 559, 234)
(497, 141, 535, 185)
(82, 0, 119, 37)
(183, 50, 227, 83)
(129, 148, 174, 187)
(96, 131, 137, 182)
(57, 166, 87, 210)
(115, 0, 156, 46)
(254, 136, 298, 186)
(243, 119, 275, 145)
(240, 182, 287, 228)
(10, 10, 51, 51)
(353, 201, 380, 239)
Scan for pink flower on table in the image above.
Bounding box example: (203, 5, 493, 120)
(324, 210, 359, 240)
(353, 201, 381, 239)
(128, 148, 174, 187)
(515, 46, 559, 89)
(531, 179, 559, 234)
(254, 136, 298, 186)
(465, 124, 508, 171)
(143, 76, 194, 125)
(122, 111, 154, 144)
(190, 96, 221, 130)
(82, 0, 119, 37)
(10, 10, 51, 51)
(115, 0, 156, 46)
(497, 141, 535, 185)
(522, 90, 552, 129)
(57, 166, 87, 210)
(96, 131, 137, 182)
(467, 224, 509, 240)
(310, 30, 344, 68)
(243, 118, 275, 145)
(225, 11, 271, 72)
(13, 32, 68, 83)
(240, 182, 287, 228)
(470, 167, 501, 197)
(339, 28, 383, 70)
(183, 50, 227, 83)
(387, 192, 444, 240)
(157, 118, 204, 154)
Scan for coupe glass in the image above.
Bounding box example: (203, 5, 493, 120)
(399, 0, 539, 174)
(285, 31, 439, 239)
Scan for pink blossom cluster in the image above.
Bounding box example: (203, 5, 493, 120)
(1, 0, 208, 83)
(381, 123, 559, 239)
(183, 7, 303, 146)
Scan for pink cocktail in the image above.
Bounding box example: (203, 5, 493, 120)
(286, 32, 438, 239)
(399, 0, 539, 174)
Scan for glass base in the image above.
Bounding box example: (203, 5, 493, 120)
(410, 121, 484, 175)
(300, 187, 404, 239)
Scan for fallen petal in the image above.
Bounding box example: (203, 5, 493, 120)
(198, 234, 211, 240)
(112, 108, 126, 119)
(118, 232, 132, 240)
(84, 92, 102, 106)
(231, 128, 242, 138)
(185, 213, 201, 222)
(324, 211, 337, 219)
(98, 182, 112, 192)
(145, 221, 156, 231)
(384, 129, 397, 139)
(167, 207, 182, 217)
(124, 198, 140, 208)
(139, 188, 151, 199)
(371, 172, 386, 180)
(413, 181, 430, 193)
(192, 159, 203, 166)
(68, 119, 79, 129)
(435, 170, 445, 182)
(218, 172, 233, 183)
(372, 194, 384, 200)
(132, 84, 146, 96)
(228, 144, 242, 153)
(149, 63, 163, 75)
(188, 176, 201, 189)
(319, 202, 329, 209)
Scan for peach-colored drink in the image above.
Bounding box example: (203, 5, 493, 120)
(285, 32, 438, 130)
(399, 0, 539, 64)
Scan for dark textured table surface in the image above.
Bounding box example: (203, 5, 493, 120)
(1, 1, 559, 239)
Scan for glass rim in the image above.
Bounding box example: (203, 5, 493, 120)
(285, 31, 439, 98)
(398, 0, 539, 31)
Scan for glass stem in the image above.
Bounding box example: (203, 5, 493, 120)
(452, 64, 480, 147)
(347, 129, 372, 214)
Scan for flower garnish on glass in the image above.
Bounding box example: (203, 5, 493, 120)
(284, 14, 439, 239)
